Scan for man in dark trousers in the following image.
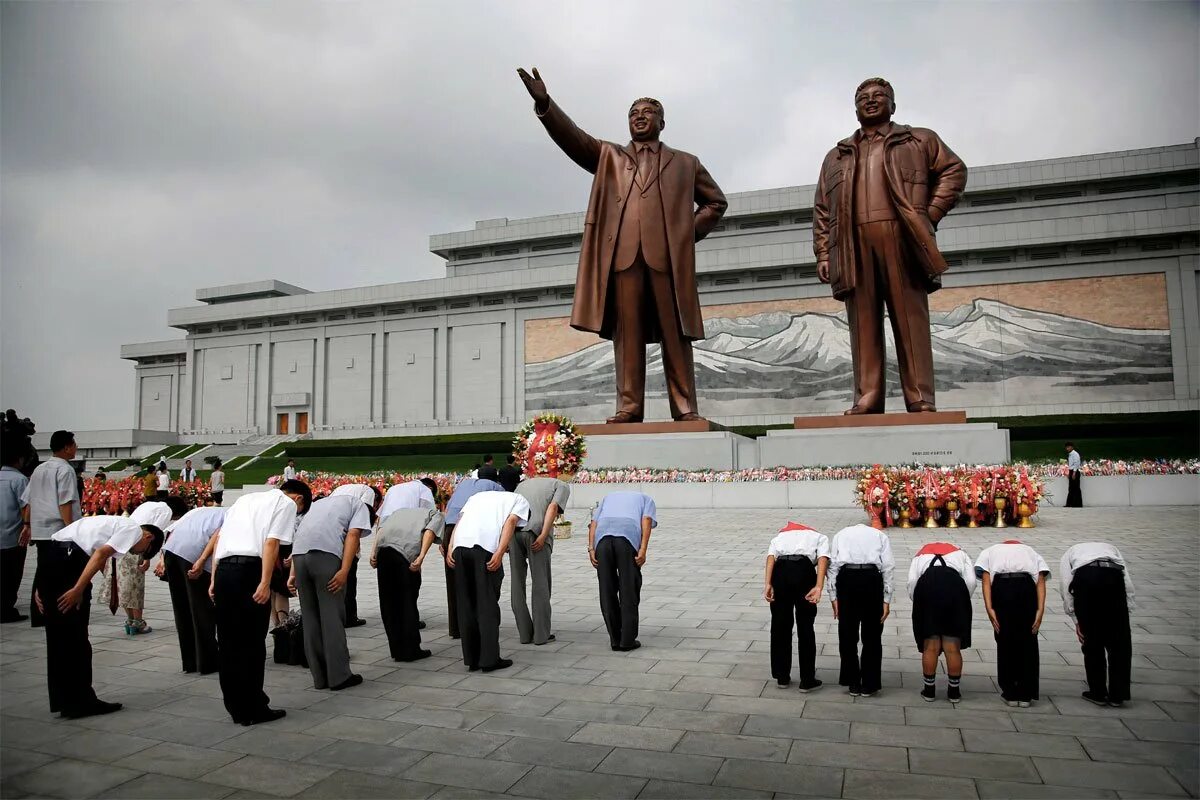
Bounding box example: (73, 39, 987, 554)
(444, 490, 529, 672)
(497, 455, 523, 493)
(209, 479, 312, 725)
(588, 491, 656, 651)
(0, 438, 30, 623)
(156, 506, 225, 675)
(39, 516, 164, 718)
(1061, 542, 1134, 707)
(827, 523, 896, 697)
(518, 67, 727, 423)
(1065, 442, 1083, 507)
(441, 477, 503, 639)
(21, 430, 80, 626)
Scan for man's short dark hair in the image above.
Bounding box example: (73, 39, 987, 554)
(629, 97, 664, 120)
(371, 486, 383, 506)
(140, 525, 165, 560)
(164, 495, 190, 518)
(1065, 441, 1074, 448)
(483, 454, 494, 464)
(49, 430, 75, 452)
(506, 454, 516, 465)
(855, 77, 894, 100)
(280, 479, 313, 515)
(420, 477, 438, 496)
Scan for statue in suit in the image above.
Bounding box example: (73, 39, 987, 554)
(813, 77, 967, 414)
(518, 68, 727, 423)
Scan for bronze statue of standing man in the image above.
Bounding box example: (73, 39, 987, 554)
(518, 68, 727, 423)
(813, 78, 967, 414)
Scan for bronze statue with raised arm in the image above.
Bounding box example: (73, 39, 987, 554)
(518, 67, 727, 424)
(813, 78, 967, 414)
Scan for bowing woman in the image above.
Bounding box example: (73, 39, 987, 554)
(907, 542, 976, 703)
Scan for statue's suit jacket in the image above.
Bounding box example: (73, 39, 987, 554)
(536, 99, 727, 343)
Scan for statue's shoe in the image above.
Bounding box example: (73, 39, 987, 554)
(843, 405, 882, 415)
(675, 413, 705, 423)
(606, 412, 643, 424)
(907, 401, 937, 412)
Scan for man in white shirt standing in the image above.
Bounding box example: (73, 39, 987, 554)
(1060, 542, 1135, 706)
(39, 516, 164, 719)
(210, 479, 312, 725)
(21, 430, 81, 627)
(283, 460, 298, 482)
(827, 523, 895, 697)
(763, 522, 830, 691)
(1065, 442, 1083, 507)
(180, 460, 198, 483)
(444, 490, 530, 672)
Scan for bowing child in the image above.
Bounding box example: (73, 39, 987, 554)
(1060, 542, 1134, 707)
(763, 522, 829, 691)
(828, 524, 895, 697)
(975, 539, 1050, 707)
(907, 542, 976, 703)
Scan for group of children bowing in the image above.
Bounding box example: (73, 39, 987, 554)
(36, 486, 1132, 727)
(765, 522, 1135, 707)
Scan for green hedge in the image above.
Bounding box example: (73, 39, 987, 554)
(284, 432, 516, 458)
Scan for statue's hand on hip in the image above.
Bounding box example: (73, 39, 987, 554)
(517, 67, 549, 109)
(816, 260, 831, 284)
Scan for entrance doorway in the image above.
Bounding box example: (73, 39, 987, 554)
(276, 413, 289, 435)
(296, 412, 309, 435)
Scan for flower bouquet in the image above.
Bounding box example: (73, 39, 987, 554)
(854, 465, 893, 529)
(893, 471, 920, 527)
(512, 413, 587, 479)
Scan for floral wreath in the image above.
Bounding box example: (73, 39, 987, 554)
(512, 413, 588, 479)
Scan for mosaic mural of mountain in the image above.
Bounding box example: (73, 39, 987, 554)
(524, 298, 1173, 418)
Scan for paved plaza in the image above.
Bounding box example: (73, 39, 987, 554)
(1, 506, 1196, 799)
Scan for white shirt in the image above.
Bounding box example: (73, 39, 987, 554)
(767, 525, 831, 562)
(1067, 450, 1082, 470)
(450, 492, 531, 554)
(214, 489, 297, 559)
(975, 541, 1050, 583)
(378, 480, 435, 521)
(52, 516, 144, 556)
(283, 466, 298, 481)
(331, 483, 377, 508)
(163, 507, 225, 570)
(131, 501, 175, 532)
(181, 467, 197, 482)
(907, 545, 977, 600)
(157, 472, 171, 491)
(1059, 542, 1135, 622)
(210, 471, 225, 492)
(827, 524, 896, 603)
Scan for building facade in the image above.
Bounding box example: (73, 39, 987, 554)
(122, 142, 1200, 441)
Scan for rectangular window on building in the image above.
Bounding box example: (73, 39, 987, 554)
(1029, 250, 1062, 260)
(493, 246, 520, 256)
(297, 316, 317, 324)
(531, 239, 573, 252)
(220, 365, 233, 380)
(517, 295, 539, 303)
(755, 273, 783, 282)
(1032, 189, 1083, 201)
(246, 322, 263, 329)
(449, 301, 471, 309)
(385, 306, 405, 315)
(327, 314, 346, 321)
(1080, 246, 1113, 256)
(971, 195, 1018, 207)
(740, 219, 780, 229)
(482, 297, 505, 306)
(715, 277, 740, 285)
(417, 304, 438, 312)
(980, 254, 1013, 264)
(457, 251, 483, 260)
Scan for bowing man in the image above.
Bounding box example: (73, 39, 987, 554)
(329, 483, 384, 627)
(511, 477, 571, 645)
(210, 479, 312, 726)
(444, 489, 530, 672)
(156, 505, 225, 674)
(289, 493, 373, 691)
(908, 542, 976, 703)
(588, 491, 657, 652)
(372, 501, 444, 661)
(976, 539, 1050, 707)
(1060, 542, 1134, 707)
(763, 522, 830, 691)
(39, 516, 164, 718)
(828, 523, 895, 697)
(441, 477, 504, 638)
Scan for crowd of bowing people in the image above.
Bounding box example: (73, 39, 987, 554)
(31, 471, 1134, 725)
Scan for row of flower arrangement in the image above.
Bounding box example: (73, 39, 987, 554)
(856, 465, 1047, 529)
(81, 478, 213, 516)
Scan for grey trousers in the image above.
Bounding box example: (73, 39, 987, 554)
(293, 552, 353, 689)
(509, 530, 553, 644)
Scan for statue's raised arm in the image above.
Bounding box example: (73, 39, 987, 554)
(517, 66, 602, 175)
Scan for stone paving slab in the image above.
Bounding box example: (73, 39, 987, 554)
(1, 506, 1196, 798)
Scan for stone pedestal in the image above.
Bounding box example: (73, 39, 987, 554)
(762, 415, 1009, 467)
(580, 429, 755, 470)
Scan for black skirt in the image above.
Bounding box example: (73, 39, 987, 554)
(912, 564, 973, 649)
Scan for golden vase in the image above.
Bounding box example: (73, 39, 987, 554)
(923, 498, 939, 528)
(1016, 502, 1036, 529)
(993, 496, 1008, 528)
(965, 508, 980, 528)
(945, 499, 960, 528)
(898, 508, 914, 528)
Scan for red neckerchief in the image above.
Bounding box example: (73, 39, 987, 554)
(916, 542, 960, 557)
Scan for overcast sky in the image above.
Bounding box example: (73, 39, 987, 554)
(2, 1, 1197, 432)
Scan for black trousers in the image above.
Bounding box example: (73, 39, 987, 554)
(1072, 565, 1132, 702)
(836, 568, 884, 693)
(453, 545, 504, 669)
(991, 575, 1040, 701)
(378, 548, 423, 660)
(344, 556, 360, 623)
(444, 524, 458, 638)
(770, 557, 818, 684)
(595, 536, 642, 649)
(1066, 471, 1083, 507)
(214, 556, 272, 722)
(164, 552, 218, 674)
(30, 540, 50, 627)
(42, 543, 99, 714)
(1, 545, 27, 618)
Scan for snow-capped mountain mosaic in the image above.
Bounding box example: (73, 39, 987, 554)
(524, 299, 1172, 418)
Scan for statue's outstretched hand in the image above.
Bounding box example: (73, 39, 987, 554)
(517, 67, 549, 107)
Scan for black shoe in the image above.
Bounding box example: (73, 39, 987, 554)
(1, 612, 28, 623)
(1082, 691, 1109, 706)
(534, 635, 556, 646)
(346, 618, 367, 628)
(1107, 699, 1126, 708)
(398, 650, 432, 662)
(61, 700, 122, 720)
(860, 689, 878, 698)
(450, 634, 461, 640)
(242, 708, 286, 726)
(468, 664, 480, 672)
(331, 674, 363, 691)
(615, 641, 641, 652)
(848, 685, 862, 697)
(947, 685, 961, 704)
(418, 620, 427, 630)
(777, 678, 791, 688)
(798, 679, 823, 694)
(482, 659, 513, 673)
(921, 685, 936, 702)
